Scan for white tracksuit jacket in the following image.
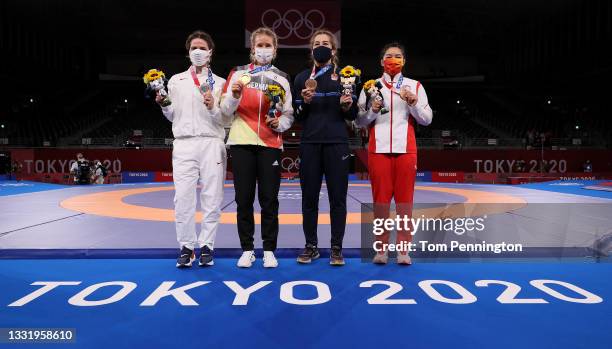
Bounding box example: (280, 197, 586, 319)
(357, 73, 432, 154)
(161, 66, 229, 251)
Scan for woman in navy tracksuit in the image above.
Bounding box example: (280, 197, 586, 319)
(292, 29, 358, 266)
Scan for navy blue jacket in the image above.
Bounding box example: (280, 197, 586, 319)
(292, 66, 358, 144)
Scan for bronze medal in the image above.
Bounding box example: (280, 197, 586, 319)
(305, 79, 317, 90)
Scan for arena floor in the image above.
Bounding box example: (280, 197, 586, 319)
(1, 179, 611, 348)
(1, 179, 611, 254)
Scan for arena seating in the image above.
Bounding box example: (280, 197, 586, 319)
(2, 84, 608, 149)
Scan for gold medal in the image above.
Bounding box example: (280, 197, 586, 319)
(305, 79, 317, 90)
(239, 73, 251, 85)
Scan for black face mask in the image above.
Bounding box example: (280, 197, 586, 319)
(312, 46, 333, 64)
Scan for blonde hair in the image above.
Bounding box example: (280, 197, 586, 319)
(309, 29, 339, 74)
(250, 27, 278, 63)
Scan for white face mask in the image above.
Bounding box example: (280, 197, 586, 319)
(254, 47, 274, 64)
(189, 48, 211, 67)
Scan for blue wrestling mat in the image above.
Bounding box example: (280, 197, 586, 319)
(519, 180, 612, 200)
(1, 258, 610, 349)
(0, 181, 69, 197)
(1, 180, 611, 348)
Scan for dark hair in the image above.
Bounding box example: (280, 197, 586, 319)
(380, 42, 406, 59)
(185, 30, 215, 52)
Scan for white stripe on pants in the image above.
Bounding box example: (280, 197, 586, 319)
(173, 137, 226, 250)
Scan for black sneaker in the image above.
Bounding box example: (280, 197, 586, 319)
(199, 245, 214, 267)
(297, 244, 320, 264)
(176, 246, 195, 268)
(330, 246, 345, 266)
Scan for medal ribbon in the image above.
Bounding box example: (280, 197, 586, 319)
(190, 66, 215, 95)
(309, 64, 333, 80)
(248, 63, 272, 75)
(382, 74, 404, 95)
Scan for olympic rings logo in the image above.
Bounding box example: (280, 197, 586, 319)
(281, 156, 300, 172)
(261, 9, 326, 40)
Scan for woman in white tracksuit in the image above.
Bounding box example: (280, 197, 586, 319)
(157, 30, 231, 268)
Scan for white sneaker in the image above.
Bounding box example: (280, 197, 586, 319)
(372, 251, 388, 264)
(263, 251, 278, 268)
(237, 250, 256, 268)
(397, 252, 412, 265)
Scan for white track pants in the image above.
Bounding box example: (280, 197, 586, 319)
(172, 137, 226, 250)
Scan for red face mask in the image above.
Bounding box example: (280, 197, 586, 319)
(383, 57, 404, 76)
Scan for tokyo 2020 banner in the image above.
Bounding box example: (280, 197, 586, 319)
(9, 148, 612, 175)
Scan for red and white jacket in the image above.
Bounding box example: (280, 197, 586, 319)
(220, 63, 293, 149)
(357, 73, 432, 154)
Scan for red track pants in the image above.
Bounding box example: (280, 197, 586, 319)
(368, 152, 417, 247)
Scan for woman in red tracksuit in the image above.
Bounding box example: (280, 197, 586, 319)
(357, 42, 433, 265)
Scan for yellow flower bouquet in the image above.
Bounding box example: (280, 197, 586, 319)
(339, 65, 361, 101)
(362, 79, 388, 114)
(266, 84, 285, 118)
(363, 79, 376, 92)
(340, 65, 361, 78)
(143, 69, 171, 106)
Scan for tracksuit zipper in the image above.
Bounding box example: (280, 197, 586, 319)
(390, 90, 393, 153)
(257, 73, 262, 147)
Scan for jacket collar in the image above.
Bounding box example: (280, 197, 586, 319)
(382, 72, 403, 84)
(188, 65, 210, 76)
(248, 63, 274, 73)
